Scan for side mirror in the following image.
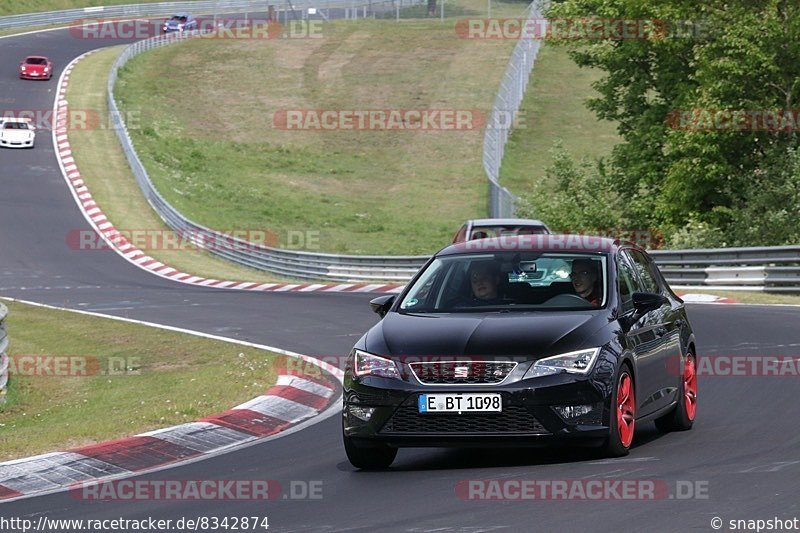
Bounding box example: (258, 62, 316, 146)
(369, 295, 395, 318)
(619, 292, 668, 330)
(632, 292, 668, 314)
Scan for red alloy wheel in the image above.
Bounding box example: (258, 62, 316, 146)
(617, 372, 635, 448)
(684, 356, 697, 421)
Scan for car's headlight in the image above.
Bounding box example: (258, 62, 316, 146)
(352, 349, 400, 379)
(524, 348, 601, 378)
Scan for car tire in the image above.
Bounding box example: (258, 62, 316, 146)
(600, 364, 635, 457)
(655, 352, 697, 432)
(343, 432, 397, 469)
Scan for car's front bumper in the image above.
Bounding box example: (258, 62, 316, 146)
(343, 372, 613, 448)
(19, 72, 49, 79)
(0, 138, 34, 148)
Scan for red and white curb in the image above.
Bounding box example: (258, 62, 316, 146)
(675, 293, 738, 304)
(53, 51, 405, 296)
(0, 298, 343, 503)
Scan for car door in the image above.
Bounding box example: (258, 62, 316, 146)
(629, 249, 686, 407)
(624, 248, 678, 415)
(617, 250, 665, 418)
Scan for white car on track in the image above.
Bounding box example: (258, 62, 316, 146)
(0, 118, 35, 149)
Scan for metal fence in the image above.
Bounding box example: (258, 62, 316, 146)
(0, 304, 8, 403)
(483, 1, 543, 218)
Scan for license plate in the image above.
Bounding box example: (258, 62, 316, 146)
(418, 393, 502, 414)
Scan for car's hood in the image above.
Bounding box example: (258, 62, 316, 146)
(22, 65, 46, 72)
(0, 130, 33, 141)
(365, 311, 608, 361)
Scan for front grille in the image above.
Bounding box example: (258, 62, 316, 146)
(381, 401, 549, 435)
(409, 361, 517, 385)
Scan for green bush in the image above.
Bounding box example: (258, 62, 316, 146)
(517, 142, 625, 233)
(666, 216, 728, 250)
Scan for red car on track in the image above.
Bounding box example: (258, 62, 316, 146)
(19, 56, 53, 80)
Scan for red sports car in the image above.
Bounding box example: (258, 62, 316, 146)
(19, 56, 53, 80)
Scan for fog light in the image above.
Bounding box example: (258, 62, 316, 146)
(554, 404, 593, 420)
(348, 405, 376, 422)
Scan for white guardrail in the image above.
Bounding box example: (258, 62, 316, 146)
(4, 0, 784, 289)
(650, 246, 800, 292)
(0, 304, 9, 402)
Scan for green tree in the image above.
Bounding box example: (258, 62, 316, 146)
(544, 0, 800, 245)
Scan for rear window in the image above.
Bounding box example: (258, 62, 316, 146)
(469, 225, 548, 240)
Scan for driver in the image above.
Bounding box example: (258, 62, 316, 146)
(570, 258, 601, 306)
(467, 261, 504, 303)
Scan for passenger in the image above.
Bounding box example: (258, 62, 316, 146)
(570, 258, 601, 306)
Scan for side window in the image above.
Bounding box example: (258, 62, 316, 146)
(453, 224, 467, 243)
(627, 250, 661, 294)
(400, 263, 444, 310)
(617, 253, 637, 314)
(437, 261, 469, 307)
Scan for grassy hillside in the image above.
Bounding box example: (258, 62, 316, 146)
(500, 44, 620, 194)
(115, 3, 524, 255)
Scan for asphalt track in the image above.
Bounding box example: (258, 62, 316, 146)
(2, 24, 800, 533)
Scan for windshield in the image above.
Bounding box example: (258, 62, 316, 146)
(469, 225, 547, 239)
(399, 252, 608, 313)
(25, 58, 47, 65)
(3, 122, 28, 130)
